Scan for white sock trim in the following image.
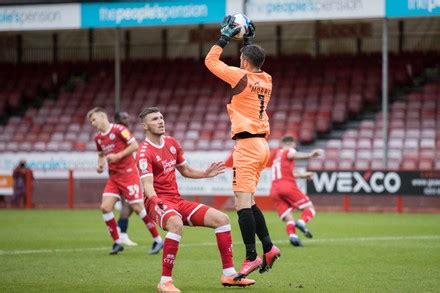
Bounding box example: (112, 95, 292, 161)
(215, 224, 231, 234)
(160, 276, 172, 284)
(223, 267, 237, 277)
(166, 232, 182, 242)
(286, 220, 295, 226)
(297, 219, 306, 226)
(289, 234, 299, 238)
(309, 208, 316, 216)
(138, 208, 147, 219)
(154, 236, 162, 243)
(103, 212, 114, 222)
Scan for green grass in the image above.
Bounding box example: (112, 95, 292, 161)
(1, 210, 439, 292)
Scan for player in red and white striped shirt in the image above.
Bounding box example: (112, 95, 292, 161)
(270, 135, 323, 247)
(88, 107, 162, 255)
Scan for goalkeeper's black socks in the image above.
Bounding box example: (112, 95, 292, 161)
(252, 204, 273, 254)
(237, 208, 257, 261)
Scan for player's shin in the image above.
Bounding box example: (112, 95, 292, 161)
(300, 207, 316, 223)
(237, 208, 257, 260)
(251, 204, 273, 253)
(103, 212, 121, 243)
(160, 232, 181, 284)
(214, 224, 236, 276)
(286, 220, 297, 236)
(139, 208, 162, 242)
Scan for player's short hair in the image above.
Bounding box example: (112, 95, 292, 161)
(281, 135, 295, 144)
(115, 111, 129, 127)
(139, 107, 160, 122)
(240, 44, 266, 69)
(87, 107, 106, 120)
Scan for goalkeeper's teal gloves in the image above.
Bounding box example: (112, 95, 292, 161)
(216, 15, 240, 48)
(243, 21, 256, 46)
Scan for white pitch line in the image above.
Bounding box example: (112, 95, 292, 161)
(1, 235, 439, 256)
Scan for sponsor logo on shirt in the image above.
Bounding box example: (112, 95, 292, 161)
(162, 159, 176, 173)
(139, 159, 148, 171)
(102, 144, 115, 154)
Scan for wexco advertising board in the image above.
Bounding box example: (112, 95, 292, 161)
(307, 171, 440, 196)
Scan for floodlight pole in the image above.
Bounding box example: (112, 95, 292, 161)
(115, 27, 121, 114)
(382, 18, 389, 169)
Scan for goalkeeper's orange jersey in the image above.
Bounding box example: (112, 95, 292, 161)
(205, 45, 272, 139)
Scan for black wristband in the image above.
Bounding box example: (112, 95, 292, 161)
(216, 35, 230, 48)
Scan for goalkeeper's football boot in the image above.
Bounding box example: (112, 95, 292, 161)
(289, 235, 303, 247)
(109, 242, 124, 255)
(259, 245, 281, 273)
(234, 256, 262, 280)
(221, 275, 256, 287)
(157, 280, 180, 292)
(296, 220, 313, 238)
(149, 240, 163, 255)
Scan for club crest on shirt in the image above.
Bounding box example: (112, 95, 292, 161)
(97, 139, 101, 145)
(170, 146, 176, 154)
(139, 159, 148, 171)
(109, 133, 116, 140)
(156, 155, 161, 161)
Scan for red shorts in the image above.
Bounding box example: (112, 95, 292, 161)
(270, 181, 311, 219)
(145, 196, 209, 230)
(102, 172, 143, 204)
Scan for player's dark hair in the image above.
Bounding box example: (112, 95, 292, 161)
(281, 135, 295, 143)
(86, 107, 107, 120)
(240, 44, 265, 69)
(115, 111, 129, 127)
(139, 107, 160, 121)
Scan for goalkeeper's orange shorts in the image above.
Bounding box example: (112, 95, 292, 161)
(232, 137, 270, 193)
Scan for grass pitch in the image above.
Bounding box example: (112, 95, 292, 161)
(0, 209, 439, 292)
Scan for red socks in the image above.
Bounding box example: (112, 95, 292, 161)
(301, 208, 316, 223)
(103, 212, 120, 243)
(215, 224, 234, 271)
(161, 232, 181, 278)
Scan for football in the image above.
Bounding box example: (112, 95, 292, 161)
(231, 14, 251, 40)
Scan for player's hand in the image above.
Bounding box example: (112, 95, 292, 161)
(220, 15, 241, 40)
(302, 172, 315, 180)
(147, 195, 164, 210)
(243, 21, 255, 46)
(96, 165, 104, 173)
(106, 153, 121, 163)
(311, 149, 324, 158)
(204, 161, 226, 178)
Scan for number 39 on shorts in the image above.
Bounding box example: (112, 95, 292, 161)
(127, 184, 140, 197)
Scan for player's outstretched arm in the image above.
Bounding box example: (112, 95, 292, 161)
(288, 149, 324, 160)
(176, 161, 225, 179)
(294, 171, 315, 180)
(106, 140, 139, 163)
